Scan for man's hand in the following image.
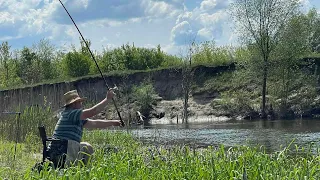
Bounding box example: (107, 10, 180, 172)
(106, 87, 117, 100)
(113, 120, 123, 127)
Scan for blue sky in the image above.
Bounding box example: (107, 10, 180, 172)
(0, 0, 319, 55)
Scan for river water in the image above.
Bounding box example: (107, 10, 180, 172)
(128, 118, 320, 153)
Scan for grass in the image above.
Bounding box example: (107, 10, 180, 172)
(0, 106, 56, 143)
(0, 129, 319, 180)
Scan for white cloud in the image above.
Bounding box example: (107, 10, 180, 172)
(162, 43, 185, 56)
(0, 35, 23, 41)
(200, 0, 218, 11)
(65, 27, 77, 38)
(197, 10, 226, 26)
(0, 11, 15, 24)
(142, 0, 182, 18)
(72, 0, 90, 9)
(0, 0, 60, 38)
(197, 28, 213, 40)
(171, 21, 196, 45)
(170, 1, 231, 46)
(176, 11, 193, 24)
(51, 0, 182, 25)
(0, 0, 260, 55)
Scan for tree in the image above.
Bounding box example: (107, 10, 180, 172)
(133, 82, 157, 118)
(306, 8, 320, 54)
(231, 0, 301, 118)
(17, 47, 39, 84)
(268, 12, 312, 118)
(155, 45, 165, 67)
(0, 41, 11, 86)
(63, 51, 91, 77)
(179, 42, 196, 124)
(32, 39, 57, 80)
(97, 48, 126, 73)
(80, 38, 92, 57)
(192, 41, 233, 65)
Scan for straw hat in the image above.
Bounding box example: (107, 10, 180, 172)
(63, 90, 86, 106)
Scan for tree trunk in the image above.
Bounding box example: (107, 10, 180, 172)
(5, 61, 8, 86)
(182, 47, 193, 124)
(261, 59, 268, 119)
(183, 81, 189, 123)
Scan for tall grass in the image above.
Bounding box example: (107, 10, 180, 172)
(0, 129, 319, 179)
(0, 106, 56, 143)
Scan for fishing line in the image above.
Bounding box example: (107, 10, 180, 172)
(57, 0, 125, 127)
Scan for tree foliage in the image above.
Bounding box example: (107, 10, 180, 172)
(17, 47, 39, 84)
(132, 82, 157, 117)
(63, 51, 92, 77)
(267, 10, 319, 117)
(192, 41, 233, 65)
(306, 8, 320, 53)
(32, 39, 57, 80)
(231, 0, 302, 118)
(0, 42, 11, 86)
(0, 39, 182, 89)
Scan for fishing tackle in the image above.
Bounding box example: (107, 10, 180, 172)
(57, 0, 125, 127)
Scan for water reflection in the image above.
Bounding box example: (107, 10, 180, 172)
(129, 119, 320, 153)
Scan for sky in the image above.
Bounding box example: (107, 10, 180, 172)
(0, 0, 319, 55)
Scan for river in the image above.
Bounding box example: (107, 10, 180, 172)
(128, 118, 320, 153)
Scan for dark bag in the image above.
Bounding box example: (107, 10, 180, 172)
(47, 140, 68, 168)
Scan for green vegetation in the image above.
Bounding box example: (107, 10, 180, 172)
(0, 130, 319, 179)
(1, 0, 320, 179)
(132, 82, 158, 117)
(0, 106, 55, 143)
(0, 107, 319, 179)
(230, 0, 320, 118)
(0, 40, 184, 90)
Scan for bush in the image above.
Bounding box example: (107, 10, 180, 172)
(212, 90, 257, 116)
(132, 82, 158, 117)
(63, 51, 92, 77)
(192, 41, 234, 66)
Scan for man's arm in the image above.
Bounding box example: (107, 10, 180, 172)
(83, 119, 122, 129)
(80, 88, 115, 120)
(80, 98, 109, 120)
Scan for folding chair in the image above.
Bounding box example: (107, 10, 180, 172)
(37, 125, 68, 170)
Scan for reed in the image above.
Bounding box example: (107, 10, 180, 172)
(0, 105, 55, 143)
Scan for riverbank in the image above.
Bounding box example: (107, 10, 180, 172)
(1, 61, 320, 124)
(0, 130, 319, 179)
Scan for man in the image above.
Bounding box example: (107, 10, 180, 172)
(49, 88, 122, 167)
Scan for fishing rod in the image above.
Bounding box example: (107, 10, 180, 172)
(57, 0, 125, 127)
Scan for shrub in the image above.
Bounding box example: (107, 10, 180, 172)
(132, 82, 158, 117)
(62, 51, 91, 77)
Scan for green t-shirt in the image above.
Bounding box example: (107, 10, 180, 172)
(52, 108, 87, 143)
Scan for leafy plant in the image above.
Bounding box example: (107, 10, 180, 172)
(62, 51, 92, 77)
(132, 82, 158, 117)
